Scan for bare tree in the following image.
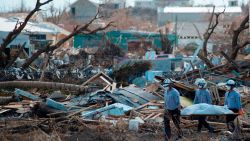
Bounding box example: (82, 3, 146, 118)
(230, 15, 249, 60)
(159, 29, 172, 54)
(21, 10, 114, 68)
(0, 0, 53, 67)
(46, 2, 67, 24)
(196, 6, 249, 69)
(197, 6, 225, 68)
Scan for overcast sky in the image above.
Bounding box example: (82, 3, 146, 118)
(0, 0, 248, 12)
(0, 0, 77, 12)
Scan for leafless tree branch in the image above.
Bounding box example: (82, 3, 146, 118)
(230, 14, 249, 60)
(0, 0, 53, 54)
(192, 23, 202, 40)
(0, 0, 53, 68)
(196, 7, 225, 68)
(21, 10, 114, 68)
(240, 40, 250, 49)
(202, 7, 225, 58)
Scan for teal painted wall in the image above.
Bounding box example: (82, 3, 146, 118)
(73, 30, 177, 51)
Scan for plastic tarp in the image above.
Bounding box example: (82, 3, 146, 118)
(82, 103, 133, 119)
(181, 103, 234, 116)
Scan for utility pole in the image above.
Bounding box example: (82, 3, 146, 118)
(174, 15, 178, 50)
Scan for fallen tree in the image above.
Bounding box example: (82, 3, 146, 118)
(0, 81, 88, 92)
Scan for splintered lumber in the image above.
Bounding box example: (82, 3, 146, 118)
(0, 81, 88, 92)
(173, 81, 195, 92)
(140, 110, 164, 114)
(130, 110, 146, 118)
(133, 103, 151, 111)
(139, 109, 164, 113)
(152, 92, 164, 99)
(3, 104, 23, 109)
(144, 113, 156, 120)
(152, 113, 163, 119)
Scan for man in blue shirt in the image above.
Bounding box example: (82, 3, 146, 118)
(162, 79, 182, 141)
(194, 78, 214, 133)
(224, 79, 241, 132)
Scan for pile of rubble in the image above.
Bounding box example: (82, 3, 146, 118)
(0, 70, 249, 141)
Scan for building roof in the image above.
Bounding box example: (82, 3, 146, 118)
(164, 6, 242, 13)
(71, 0, 125, 7)
(71, 0, 99, 7)
(0, 17, 69, 35)
(174, 22, 224, 38)
(91, 0, 126, 4)
(41, 22, 70, 35)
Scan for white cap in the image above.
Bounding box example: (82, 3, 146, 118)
(195, 78, 207, 86)
(163, 78, 172, 87)
(226, 79, 236, 86)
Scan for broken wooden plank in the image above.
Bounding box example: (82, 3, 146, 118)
(0, 109, 11, 114)
(15, 89, 40, 101)
(173, 81, 196, 92)
(46, 98, 67, 111)
(3, 105, 23, 109)
(152, 113, 163, 119)
(144, 113, 156, 120)
(129, 110, 146, 119)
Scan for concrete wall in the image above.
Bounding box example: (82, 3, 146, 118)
(134, 1, 156, 9)
(0, 32, 30, 48)
(71, 0, 98, 22)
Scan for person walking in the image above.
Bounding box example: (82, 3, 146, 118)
(162, 78, 182, 141)
(224, 79, 242, 132)
(194, 78, 214, 133)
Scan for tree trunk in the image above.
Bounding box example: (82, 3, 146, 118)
(220, 51, 240, 72)
(197, 53, 214, 68)
(0, 81, 88, 92)
(39, 53, 50, 81)
(230, 15, 249, 60)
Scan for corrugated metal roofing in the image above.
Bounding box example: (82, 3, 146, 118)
(112, 86, 161, 107)
(0, 17, 68, 35)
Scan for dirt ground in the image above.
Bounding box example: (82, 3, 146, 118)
(1, 126, 250, 141)
(0, 117, 250, 141)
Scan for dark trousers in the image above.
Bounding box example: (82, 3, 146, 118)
(164, 108, 182, 141)
(198, 116, 211, 131)
(226, 108, 239, 132)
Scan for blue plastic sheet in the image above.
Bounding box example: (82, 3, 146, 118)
(181, 103, 234, 116)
